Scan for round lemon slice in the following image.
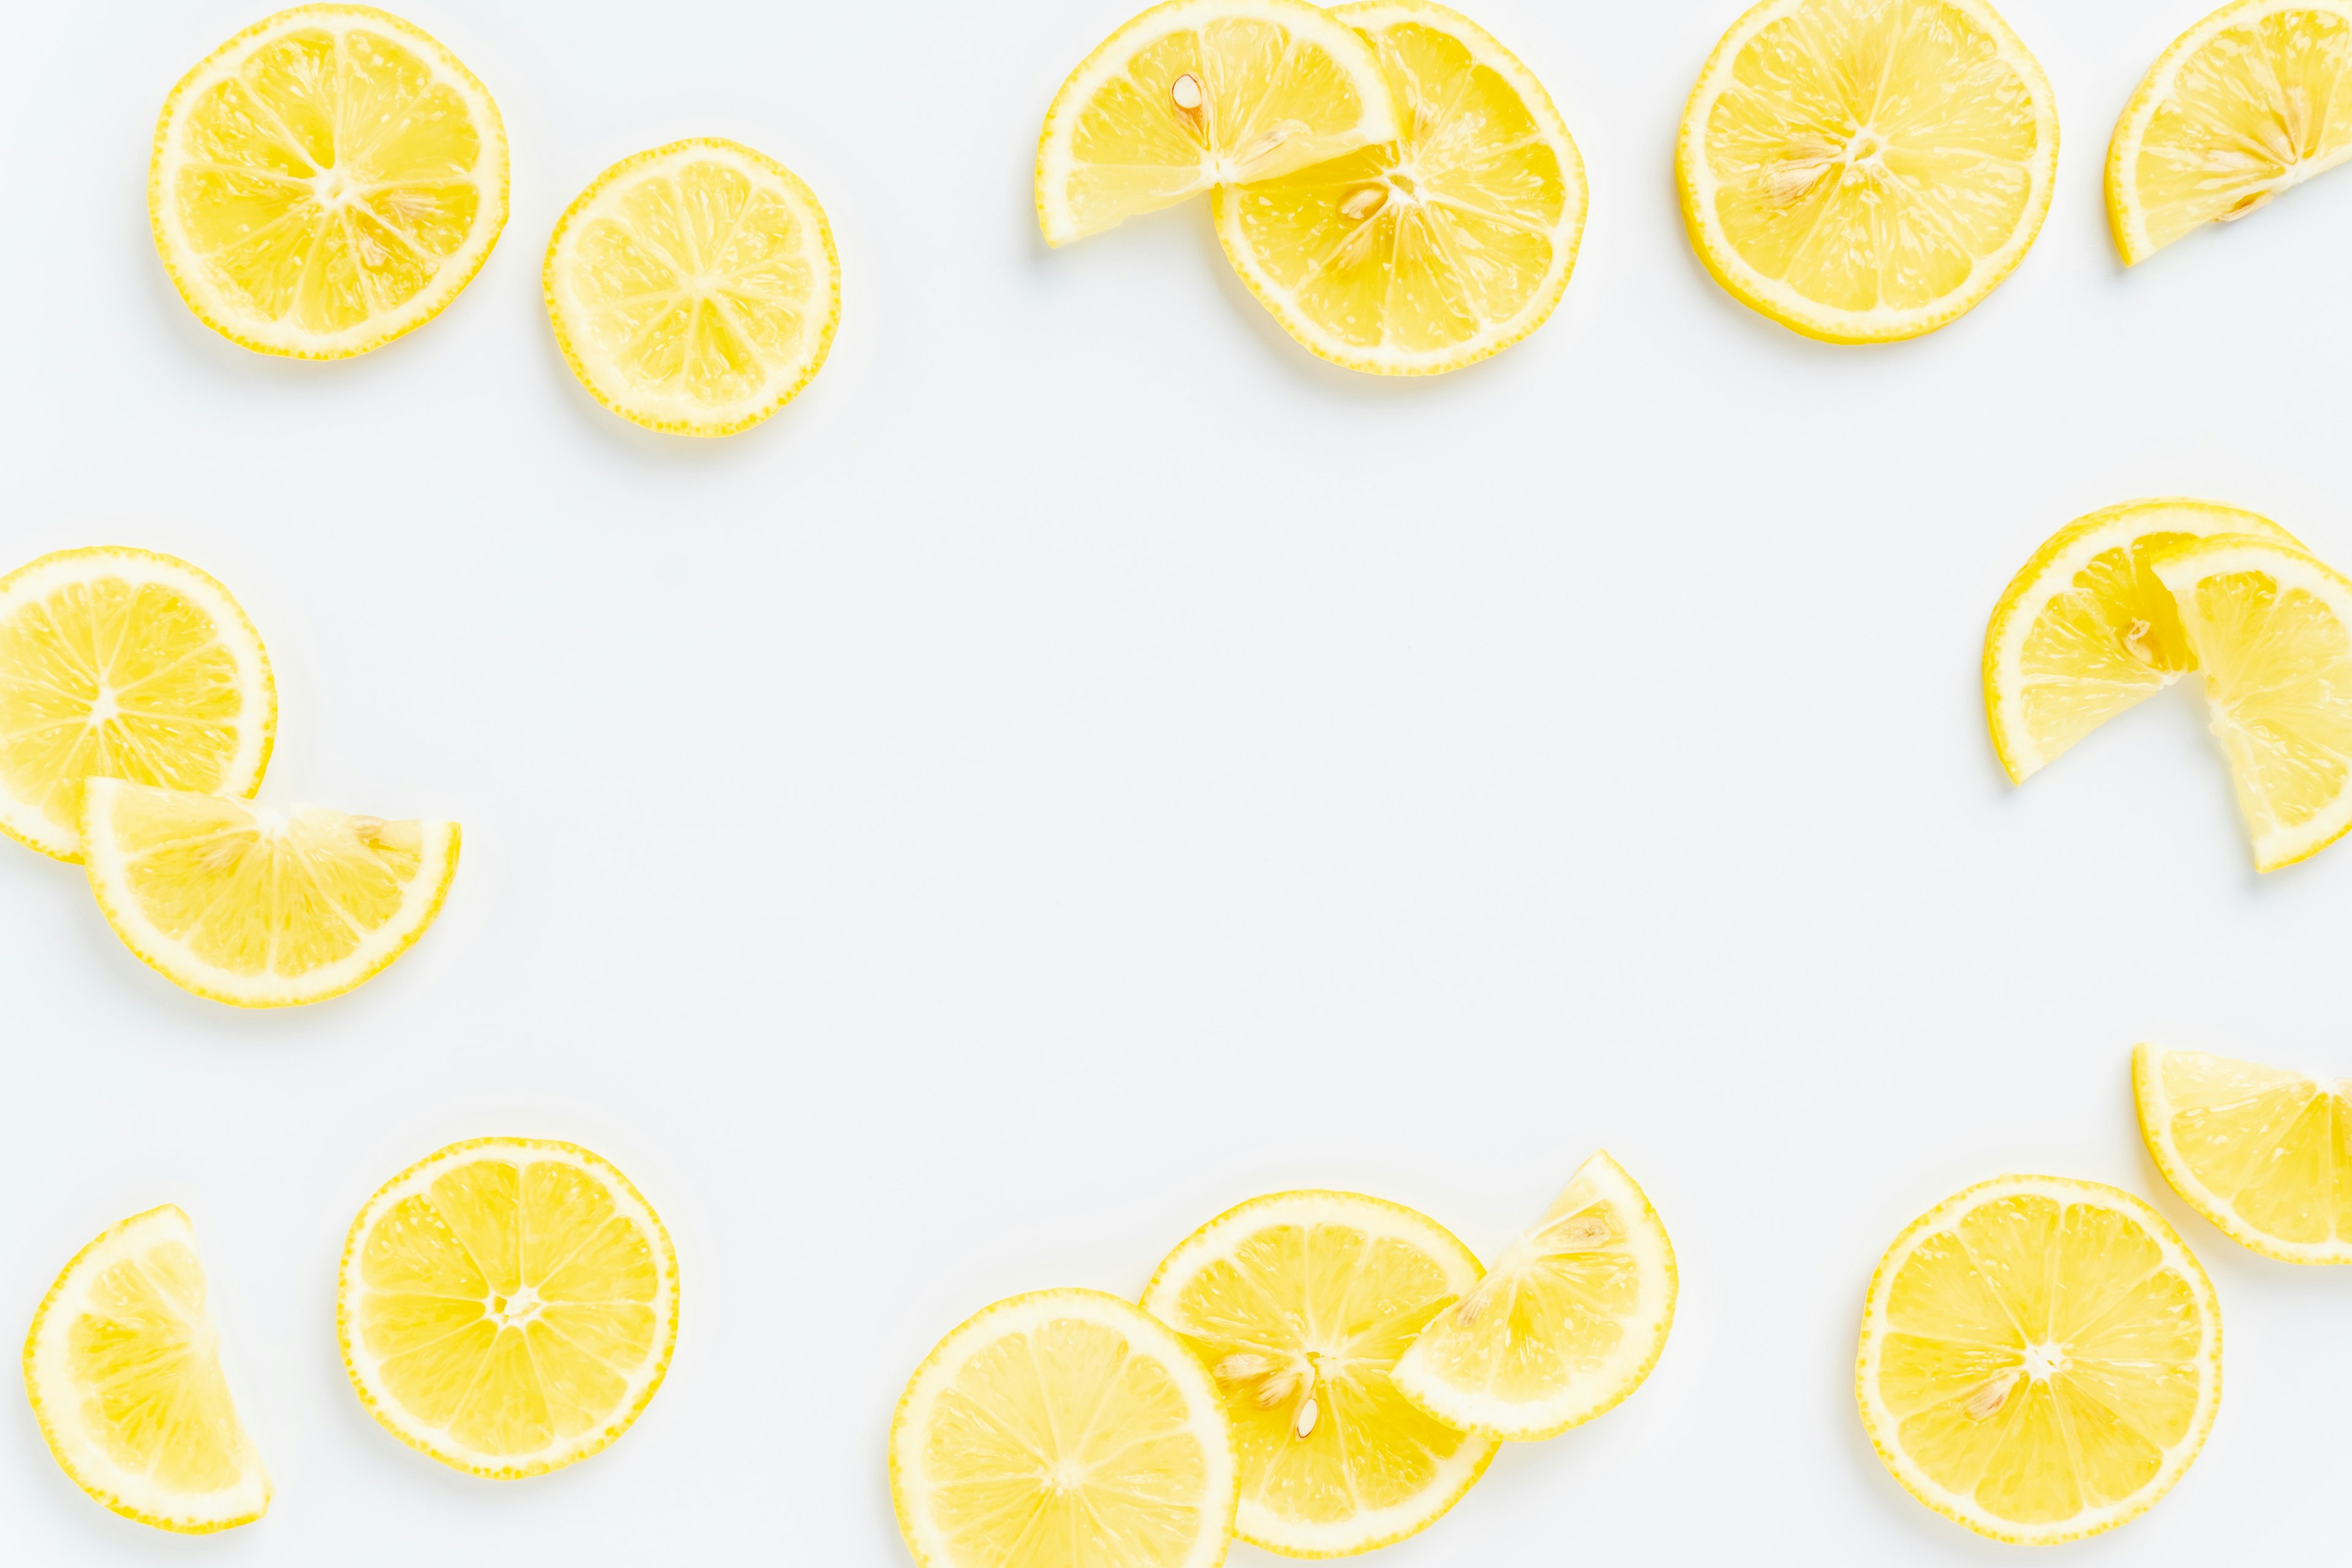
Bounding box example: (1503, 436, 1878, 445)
(1857, 1175, 2220, 1545)
(891, 1289, 1238, 1568)
(1392, 1152, 1674, 1441)
(1036, 0, 1399, 246)
(1212, 1, 1585, 374)
(2136, 1042, 2352, 1262)
(339, 1138, 679, 1478)
(1141, 1191, 1498, 1556)
(545, 138, 840, 437)
(1983, 500, 2301, 783)
(1676, 0, 2058, 343)
(151, 4, 508, 358)
(81, 778, 458, 1007)
(2109, 1, 2352, 264)
(22, 1206, 270, 1534)
(0, 547, 273, 862)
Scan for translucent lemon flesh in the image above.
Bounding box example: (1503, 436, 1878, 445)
(339, 1139, 679, 1478)
(1858, 1176, 2219, 1545)
(2136, 1043, 2352, 1262)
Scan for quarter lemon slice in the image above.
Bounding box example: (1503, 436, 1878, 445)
(1036, 0, 1398, 246)
(890, 1289, 1238, 1568)
(2152, 533, 2352, 870)
(1983, 500, 2301, 783)
(80, 778, 458, 1007)
(1140, 1191, 1498, 1556)
(1391, 1152, 1674, 1441)
(1676, 0, 2059, 343)
(151, 4, 507, 358)
(2108, 1, 2352, 264)
(1212, 1, 1585, 374)
(1857, 1175, 2220, 1545)
(338, 1138, 679, 1477)
(22, 1206, 270, 1533)
(0, 547, 273, 862)
(2136, 1042, 2352, 1262)
(545, 138, 840, 437)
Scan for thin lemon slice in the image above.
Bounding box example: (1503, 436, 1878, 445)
(81, 778, 458, 1007)
(1140, 1190, 1498, 1556)
(151, 5, 507, 358)
(1212, 1, 1585, 374)
(1983, 500, 2301, 783)
(2108, 1, 2352, 263)
(1857, 1175, 2219, 1545)
(2152, 533, 2352, 870)
(22, 1206, 270, 1533)
(1391, 1152, 1674, 1441)
(0, 548, 273, 862)
(338, 1138, 679, 1477)
(891, 1289, 1238, 1568)
(545, 138, 840, 437)
(1036, 0, 1398, 247)
(1676, 0, 2058, 343)
(2136, 1043, 2352, 1262)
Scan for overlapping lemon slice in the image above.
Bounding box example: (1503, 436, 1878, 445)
(2137, 1042, 2352, 1262)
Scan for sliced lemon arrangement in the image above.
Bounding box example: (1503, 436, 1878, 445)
(1857, 1175, 2220, 1545)
(1676, 0, 2059, 343)
(2138, 1043, 2352, 1262)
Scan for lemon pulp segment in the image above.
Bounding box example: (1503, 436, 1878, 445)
(2136, 1043, 2352, 1262)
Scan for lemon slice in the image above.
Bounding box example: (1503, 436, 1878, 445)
(1391, 1152, 1674, 1441)
(891, 1289, 1238, 1568)
(1676, 0, 2058, 343)
(339, 1138, 679, 1477)
(2108, 1, 2352, 263)
(2152, 533, 2352, 870)
(1857, 1175, 2219, 1545)
(22, 1206, 270, 1533)
(1140, 1190, 1498, 1556)
(1983, 500, 2302, 783)
(0, 547, 273, 862)
(1211, 1, 1585, 374)
(1036, 0, 1399, 247)
(80, 778, 458, 1007)
(151, 4, 507, 358)
(545, 138, 840, 438)
(2136, 1043, 2352, 1262)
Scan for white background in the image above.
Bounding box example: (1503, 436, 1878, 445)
(4, 0, 2350, 1561)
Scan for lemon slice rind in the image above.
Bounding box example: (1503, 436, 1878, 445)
(2135, 1042, 2352, 1263)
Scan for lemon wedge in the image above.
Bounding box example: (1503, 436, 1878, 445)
(338, 1138, 679, 1477)
(1212, 1, 1585, 374)
(1037, 0, 1398, 246)
(1140, 1190, 1497, 1556)
(1392, 1152, 1674, 1441)
(0, 547, 273, 862)
(891, 1289, 1238, 1568)
(22, 1206, 270, 1533)
(2136, 1042, 2352, 1262)
(1677, 0, 2058, 342)
(81, 778, 458, 1007)
(151, 4, 507, 358)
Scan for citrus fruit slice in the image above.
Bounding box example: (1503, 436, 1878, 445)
(1140, 1190, 1498, 1556)
(1857, 1175, 2220, 1545)
(2152, 533, 2352, 870)
(1036, 0, 1398, 246)
(1676, 0, 2059, 343)
(545, 138, 840, 438)
(2108, 1, 2352, 264)
(1391, 1152, 1674, 1441)
(2136, 1042, 2352, 1262)
(0, 547, 273, 862)
(80, 778, 458, 1007)
(339, 1138, 679, 1477)
(22, 1206, 270, 1533)
(151, 4, 507, 358)
(1983, 500, 2301, 783)
(890, 1289, 1238, 1568)
(1211, 1, 1585, 374)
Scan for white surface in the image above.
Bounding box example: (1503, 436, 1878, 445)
(2, 0, 2350, 1561)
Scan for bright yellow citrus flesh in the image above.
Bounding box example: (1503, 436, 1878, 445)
(2137, 1043, 2352, 1262)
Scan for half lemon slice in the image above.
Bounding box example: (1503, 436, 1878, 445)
(2136, 1042, 2352, 1262)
